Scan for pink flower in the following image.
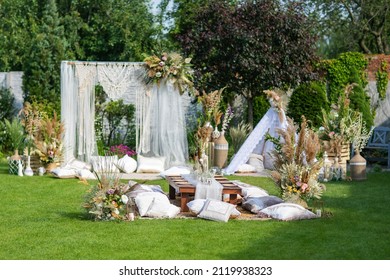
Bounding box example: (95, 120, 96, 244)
(301, 183, 308, 192)
(159, 61, 165, 66)
(329, 131, 335, 138)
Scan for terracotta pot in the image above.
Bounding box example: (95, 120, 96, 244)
(350, 151, 366, 181)
(214, 132, 229, 168)
(10, 149, 21, 161)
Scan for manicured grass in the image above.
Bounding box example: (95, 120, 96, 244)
(0, 161, 389, 260)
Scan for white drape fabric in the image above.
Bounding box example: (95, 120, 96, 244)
(223, 108, 287, 174)
(139, 80, 189, 167)
(61, 61, 189, 167)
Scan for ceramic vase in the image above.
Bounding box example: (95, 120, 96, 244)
(350, 150, 366, 181)
(24, 155, 34, 176)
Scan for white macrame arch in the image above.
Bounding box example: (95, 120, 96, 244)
(61, 61, 190, 168)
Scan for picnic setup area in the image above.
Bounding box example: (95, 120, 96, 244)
(1, 0, 390, 267)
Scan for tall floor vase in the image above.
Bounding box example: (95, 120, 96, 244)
(350, 151, 366, 181)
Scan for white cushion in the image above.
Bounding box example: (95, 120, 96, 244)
(248, 154, 264, 172)
(117, 155, 137, 173)
(146, 199, 180, 218)
(197, 199, 236, 222)
(77, 169, 96, 180)
(65, 158, 92, 170)
(90, 155, 120, 173)
(136, 155, 165, 173)
(134, 192, 170, 217)
(232, 181, 269, 198)
(187, 199, 240, 218)
(160, 166, 191, 178)
(51, 168, 77, 178)
(236, 163, 256, 173)
(145, 198, 172, 218)
(259, 203, 317, 221)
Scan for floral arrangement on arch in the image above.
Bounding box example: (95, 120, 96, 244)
(143, 52, 194, 95)
(263, 89, 287, 122)
(268, 117, 326, 207)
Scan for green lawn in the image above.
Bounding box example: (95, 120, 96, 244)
(0, 162, 389, 260)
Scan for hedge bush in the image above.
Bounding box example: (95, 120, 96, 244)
(287, 81, 329, 127)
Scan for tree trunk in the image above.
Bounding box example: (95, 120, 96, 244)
(375, 34, 385, 54)
(359, 36, 372, 54)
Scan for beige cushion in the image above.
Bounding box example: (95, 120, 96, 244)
(259, 203, 317, 221)
(136, 155, 165, 173)
(117, 155, 137, 173)
(197, 199, 236, 222)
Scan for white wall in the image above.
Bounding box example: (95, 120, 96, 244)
(367, 80, 390, 127)
(0, 71, 24, 114)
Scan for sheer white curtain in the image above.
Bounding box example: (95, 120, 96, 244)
(139, 80, 189, 167)
(61, 61, 189, 168)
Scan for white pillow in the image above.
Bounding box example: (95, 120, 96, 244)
(77, 169, 96, 180)
(65, 158, 92, 170)
(197, 199, 236, 222)
(145, 197, 172, 218)
(146, 199, 180, 218)
(160, 166, 191, 178)
(136, 155, 165, 173)
(117, 155, 137, 173)
(259, 203, 317, 221)
(248, 154, 264, 172)
(232, 181, 269, 198)
(236, 163, 256, 173)
(134, 192, 170, 216)
(90, 155, 120, 173)
(51, 168, 77, 178)
(187, 199, 240, 218)
(241, 187, 269, 198)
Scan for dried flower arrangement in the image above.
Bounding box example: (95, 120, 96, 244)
(19, 102, 64, 165)
(84, 156, 132, 221)
(143, 52, 194, 95)
(268, 117, 326, 206)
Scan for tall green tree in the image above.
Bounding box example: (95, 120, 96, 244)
(22, 0, 66, 116)
(0, 0, 39, 71)
(73, 0, 156, 61)
(306, 0, 390, 56)
(177, 0, 319, 125)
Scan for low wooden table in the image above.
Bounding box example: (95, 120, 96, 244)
(166, 175, 242, 212)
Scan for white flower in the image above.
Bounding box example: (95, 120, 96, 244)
(319, 126, 325, 131)
(113, 208, 119, 215)
(121, 195, 129, 204)
(155, 72, 162, 78)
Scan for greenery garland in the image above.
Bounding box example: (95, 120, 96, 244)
(376, 61, 388, 100)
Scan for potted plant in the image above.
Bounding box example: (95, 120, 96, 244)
(4, 118, 25, 174)
(349, 112, 374, 181)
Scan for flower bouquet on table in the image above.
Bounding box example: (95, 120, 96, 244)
(143, 52, 194, 95)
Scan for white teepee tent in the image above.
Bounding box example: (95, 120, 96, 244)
(223, 105, 288, 174)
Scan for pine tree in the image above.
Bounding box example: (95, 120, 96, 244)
(22, 0, 67, 116)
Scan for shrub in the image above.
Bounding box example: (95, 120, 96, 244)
(0, 87, 16, 120)
(287, 81, 329, 127)
(253, 94, 270, 125)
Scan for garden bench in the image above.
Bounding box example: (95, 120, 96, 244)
(362, 126, 390, 168)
